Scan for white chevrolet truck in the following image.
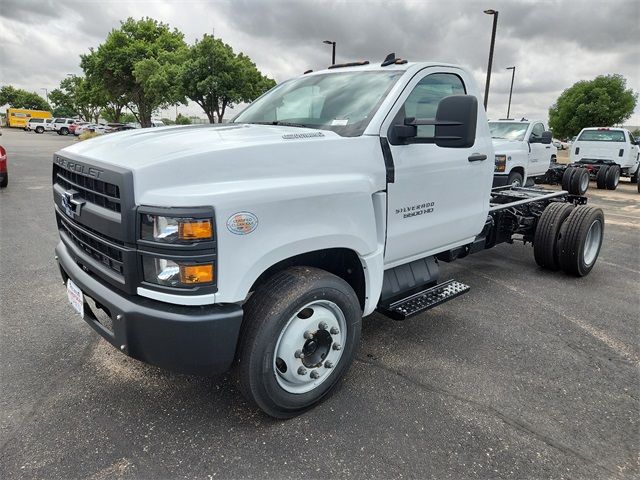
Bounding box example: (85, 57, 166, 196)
(53, 56, 606, 418)
(489, 119, 557, 187)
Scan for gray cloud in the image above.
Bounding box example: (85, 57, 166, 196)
(0, 0, 638, 124)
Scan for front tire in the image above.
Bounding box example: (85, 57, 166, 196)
(36, 126, 44, 134)
(0, 174, 7, 188)
(507, 171, 523, 187)
(558, 206, 604, 276)
(60, 127, 69, 135)
(236, 267, 362, 418)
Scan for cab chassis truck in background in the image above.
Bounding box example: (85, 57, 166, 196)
(53, 57, 605, 417)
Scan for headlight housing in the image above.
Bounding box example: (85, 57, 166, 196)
(495, 155, 506, 172)
(142, 256, 214, 287)
(141, 214, 213, 244)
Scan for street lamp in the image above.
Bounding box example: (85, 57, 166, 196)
(323, 40, 336, 65)
(41, 88, 48, 104)
(505, 66, 516, 119)
(483, 9, 499, 110)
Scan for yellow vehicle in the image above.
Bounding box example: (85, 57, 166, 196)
(6, 108, 52, 128)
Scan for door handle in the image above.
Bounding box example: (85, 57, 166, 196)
(468, 154, 487, 162)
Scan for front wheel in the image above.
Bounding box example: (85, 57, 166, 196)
(235, 267, 362, 418)
(60, 127, 69, 135)
(507, 171, 524, 187)
(36, 126, 44, 134)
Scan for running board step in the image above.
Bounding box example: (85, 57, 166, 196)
(378, 279, 470, 321)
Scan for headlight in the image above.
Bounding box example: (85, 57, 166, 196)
(495, 155, 506, 172)
(142, 256, 214, 287)
(141, 214, 213, 243)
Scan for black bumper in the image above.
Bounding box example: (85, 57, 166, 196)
(492, 174, 509, 187)
(56, 241, 243, 375)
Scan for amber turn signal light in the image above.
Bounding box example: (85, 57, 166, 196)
(178, 220, 213, 240)
(179, 264, 214, 284)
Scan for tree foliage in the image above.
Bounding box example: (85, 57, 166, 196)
(49, 76, 104, 122)
(82, 17, 187, 127)
(549, 74, 637, 139)
(180, 35, 275, 123)
(0, 85, 51, 110)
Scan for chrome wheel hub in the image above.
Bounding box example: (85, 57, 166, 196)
(273, 300, 346, 394)
(583, 219, 602, 266)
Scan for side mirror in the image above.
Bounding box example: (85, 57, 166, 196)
(389, 95, 478, 148)
(541, 131, 552, 144)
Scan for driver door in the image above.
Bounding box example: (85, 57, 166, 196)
(380, 68, 493, 266)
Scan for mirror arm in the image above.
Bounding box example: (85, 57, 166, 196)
(404, 117, 463, 127)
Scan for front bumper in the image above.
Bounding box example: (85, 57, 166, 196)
(492, 174, 509, 187)
(56, 241, 243, 375)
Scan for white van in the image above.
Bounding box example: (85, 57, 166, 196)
(570, 127, 640, 186)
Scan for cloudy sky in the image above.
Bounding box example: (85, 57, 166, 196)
(1, 0, 639, 125)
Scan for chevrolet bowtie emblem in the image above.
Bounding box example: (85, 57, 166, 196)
(62, 189, 85, 218)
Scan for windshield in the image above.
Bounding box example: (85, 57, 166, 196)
(578, 130, 626, 142)
(489, 122, 530, 141)
(232, 71, 403, 137)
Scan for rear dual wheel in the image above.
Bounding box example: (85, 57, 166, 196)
(560, 167, 589, 195)
(535, 203, 604, 276)
(236, 267, 361, 418)
(596, 165, 620, 190)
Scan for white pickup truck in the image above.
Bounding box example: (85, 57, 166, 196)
(490, 119, 557, 187)
(52, 57, 605, 417)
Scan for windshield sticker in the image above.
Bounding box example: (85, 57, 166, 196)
(282, 132, 325, 139)
(227, 212, 258, 235)
(331, 119, 349, 126)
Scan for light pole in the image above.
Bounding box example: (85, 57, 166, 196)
(323, 40, 336, 65)
(505, 66, 516, 119)
(483, 9, 499, 110)
(41, 88, 49, 104)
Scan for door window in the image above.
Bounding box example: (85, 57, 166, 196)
(395, 73, 466, 139)
(529, 123, 545, 141)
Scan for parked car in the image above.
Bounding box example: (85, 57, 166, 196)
(75, 123, 111, 136)
(70, 121, 90, 135)
(151, 120, 165, 127)
(52, 118, 77, 135)
(552, 138, 569, 150)
(0, 144, 7, 188)
(27, 117, 55, 133)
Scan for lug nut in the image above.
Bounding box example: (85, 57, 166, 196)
(297, 366, 308, 375)
(303, 331, 314, 340)
(325, 361, 334, 369)
(318, 322, 328, 330)
(294, 349, 305, 359)
(330, 327, 339, 335)
(332, 343, 342, 351)
(310, 370, 320, 379)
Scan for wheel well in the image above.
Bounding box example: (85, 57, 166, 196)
(250, 248, 366, 310)
(511, 166, 525, 178)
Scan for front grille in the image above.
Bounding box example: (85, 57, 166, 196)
(58, 215, 124, 275)
(54, 164, 121, 212)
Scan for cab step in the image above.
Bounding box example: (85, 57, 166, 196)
(378, 279, 470, 321)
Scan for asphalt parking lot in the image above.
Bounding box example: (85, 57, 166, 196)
(0, 128, 638, 479)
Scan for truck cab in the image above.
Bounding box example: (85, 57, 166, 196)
(53, 58, 604, 418)
(570, 127, 640, 184)
(489, 119, 556, 187)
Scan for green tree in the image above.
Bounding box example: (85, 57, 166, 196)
(549, 74, 637, 139)
(49, 76, 104, 122)
(175, 113, 192, 125)
(0, 85, 51, 110)
(82, 17, 187, 127)
(180, 35, 275, 123)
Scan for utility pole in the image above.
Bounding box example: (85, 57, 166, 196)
(41, 88, 49, 105)
(323, 40, 336, 65)
(506, 66, 516, 119)
(483, 9, 499, 110)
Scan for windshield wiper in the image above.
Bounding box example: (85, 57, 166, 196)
(246, 121, 310, 128)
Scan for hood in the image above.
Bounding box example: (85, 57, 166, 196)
(491, 138, 523, 154)
(60, 123, 337, 169)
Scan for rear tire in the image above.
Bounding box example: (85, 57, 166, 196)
(558, 206, 604, 277)
(596, 165, 609, 189)
(534, 202, 574, 270)
(0, 174, 7, 188)
(36, 126, 44, 134)
(507, 171, 523, 187)
(561, 167, 575, 191)
(235, 267, 362, 418)
(569, 167, 589, 195)
(605, 165, 620, 190)
(60, 127, 69, 135)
